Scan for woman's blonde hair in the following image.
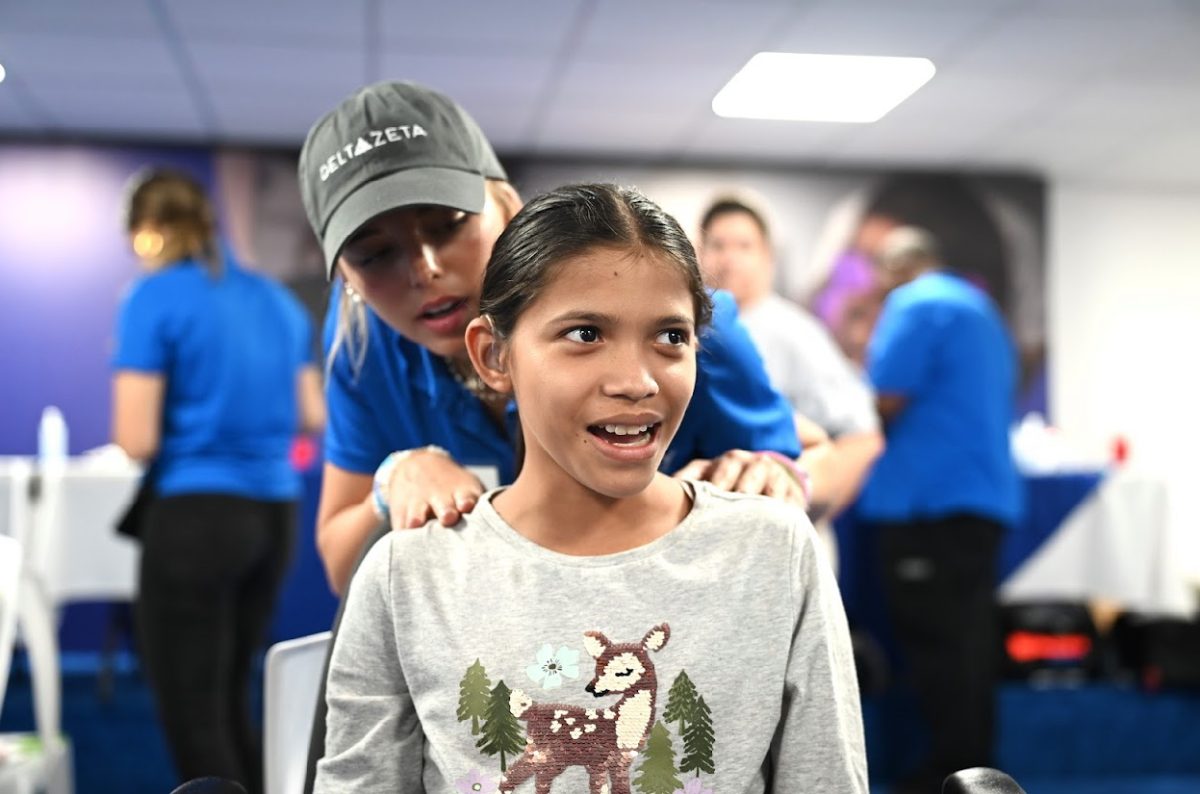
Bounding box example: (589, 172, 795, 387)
(123, 168, 220, 271)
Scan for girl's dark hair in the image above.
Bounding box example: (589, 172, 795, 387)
(480, 183, 713, 339)
(699, 197, 770, 243)
(123, 167, 220, 269)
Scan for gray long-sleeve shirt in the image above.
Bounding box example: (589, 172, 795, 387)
(315, 481, 867, 794)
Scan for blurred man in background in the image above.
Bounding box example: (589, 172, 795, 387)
(861, 226, 1020, 793)
(699, 197, 884, 530)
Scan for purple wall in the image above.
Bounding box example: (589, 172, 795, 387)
(0, 144, 214, 455)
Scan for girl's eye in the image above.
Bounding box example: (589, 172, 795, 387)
(565, 326, 601, 344)
(657, 328, 690, 346)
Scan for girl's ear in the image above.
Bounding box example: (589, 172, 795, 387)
(464, 315, 511, 394)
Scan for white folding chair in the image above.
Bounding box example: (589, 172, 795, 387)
(263, 631, 331, 794)
(0, 535, 73, 794)
(1, 535, 21, 714)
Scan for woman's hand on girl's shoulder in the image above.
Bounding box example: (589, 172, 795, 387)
(386, 448, 485, 531)
(674, 449, 809, 509)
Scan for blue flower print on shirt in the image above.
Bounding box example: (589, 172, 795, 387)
(525, 644, 581, 690)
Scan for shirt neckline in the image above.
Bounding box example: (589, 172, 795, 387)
(472, 480, 707, 568)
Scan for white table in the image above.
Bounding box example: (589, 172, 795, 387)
(1000, 468, 1195, 616)
(0, 455, 141, 794)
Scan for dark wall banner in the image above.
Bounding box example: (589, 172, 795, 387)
(510, 159, 1047, 418)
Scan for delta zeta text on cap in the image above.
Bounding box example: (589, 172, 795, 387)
(298, 80, 507, 277)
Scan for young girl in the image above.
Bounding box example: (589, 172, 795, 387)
(296, 80, 810, 597)
(314, 184, 867, 794)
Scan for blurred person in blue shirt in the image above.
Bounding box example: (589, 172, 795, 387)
(111, 168, 325, 794)
(861, 225, 1019, 794)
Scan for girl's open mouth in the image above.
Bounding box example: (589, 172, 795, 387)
(587, 422, 660, 448)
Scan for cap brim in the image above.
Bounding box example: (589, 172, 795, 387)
(321, 166, 487, 278)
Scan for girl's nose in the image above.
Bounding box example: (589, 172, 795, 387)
(601, 349, 659, 401)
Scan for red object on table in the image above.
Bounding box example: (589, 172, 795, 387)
(1112, 435, 1129, 464)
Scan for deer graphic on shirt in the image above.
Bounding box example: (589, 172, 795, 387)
(500, 624, 670, 794)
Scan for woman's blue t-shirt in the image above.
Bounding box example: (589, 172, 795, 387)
(112, 254, 313, 501)
(322, 284, 800, 484)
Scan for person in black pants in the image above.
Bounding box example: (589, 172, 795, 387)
(877, 515, 1004, 790)
(139, 497, 295, 790)
(111, 169, 325, 792)
(859, 227, 1021, 793)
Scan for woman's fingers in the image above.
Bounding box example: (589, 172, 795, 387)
(429, 492, 461, 526)
(673, 458, 713, 481)
(453, 485, 481, 514)
(386, 451, 486, 530)
(705, 449, 758, 491)
(731, 455, 775, 495)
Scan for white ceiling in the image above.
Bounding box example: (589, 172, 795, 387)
(2, 0, 1199, 185)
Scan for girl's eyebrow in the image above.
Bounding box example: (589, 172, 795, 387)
(549, 310, 615, 325)
(548, 310, 694, 327)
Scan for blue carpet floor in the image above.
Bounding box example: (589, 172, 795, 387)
(4, 655, 1200, 794)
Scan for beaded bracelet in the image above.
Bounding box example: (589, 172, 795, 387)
(371, 445, 451, 520)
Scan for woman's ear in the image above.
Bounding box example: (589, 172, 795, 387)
(465, 316, 511, 394)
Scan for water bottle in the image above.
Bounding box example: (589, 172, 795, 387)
(37, 405, 69, 464)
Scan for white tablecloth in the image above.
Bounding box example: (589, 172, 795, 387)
(0, 456, 141, 602)
(0, 454, 141, 771)
(1000, 468, 1195, 616)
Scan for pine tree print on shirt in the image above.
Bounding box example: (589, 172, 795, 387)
(679, 695, 714, 776)
(634, 722, 682, 794)
(459, 660, 493, 735)
(477, 680, 525, 772)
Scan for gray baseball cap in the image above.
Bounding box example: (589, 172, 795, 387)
(298, 80, 508, 277)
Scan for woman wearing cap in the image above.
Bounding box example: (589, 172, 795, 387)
(298, 80, 812, 596)
(112, 168, 325, 792)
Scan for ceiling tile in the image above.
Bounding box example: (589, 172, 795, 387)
(0, 32, 181, 88)
(533, 105, 699, 158)
(0, 91, 39, 130)
(188, 41, 364, 88)
(575, 0, 794, 63)
(946, 8, 1181, 81)
(21, 82, 205, 138)
(769, 1, 1004, 59)
(380, 0, 587, 57)
(0, 0, 1198, 185)
(0, 0, 157, 35)
(681, 117, 851, 163)
(165, 0, 369, 46)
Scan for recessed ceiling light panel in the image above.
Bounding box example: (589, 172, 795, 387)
(713, 52, 936, 123)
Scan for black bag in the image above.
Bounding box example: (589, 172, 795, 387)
(1112, 612, 1200, 689)
(999, 600, 1099, 681)
(114, 471, 156, 541)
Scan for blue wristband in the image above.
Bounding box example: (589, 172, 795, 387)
(371, 452, 401, 520)
(371, 446, 451, 520)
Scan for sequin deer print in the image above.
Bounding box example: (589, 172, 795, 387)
(501, 624, 670, 794)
